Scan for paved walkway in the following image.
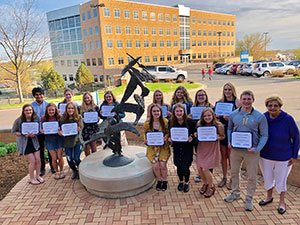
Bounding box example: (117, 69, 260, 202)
(0, 153, 300, 225)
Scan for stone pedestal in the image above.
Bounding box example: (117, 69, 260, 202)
(79, 146, 155, 198)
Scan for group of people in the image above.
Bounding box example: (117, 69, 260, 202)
(12, 87, 123, 183)
(144, 84, 299, 214)
(12, 83, 299, 215)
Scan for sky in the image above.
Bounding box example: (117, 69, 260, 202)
(0, 0, 300, 50)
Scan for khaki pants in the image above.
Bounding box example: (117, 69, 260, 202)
(230, 148, 259, 197)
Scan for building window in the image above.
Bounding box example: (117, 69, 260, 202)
(82, 13, 86, 21)
(87, 11, 92, 19)
(118, 57, 124, 65)
(166, 28, 170, 36)
(96, 40, 101, 49)
(158, 13, 163, 21)
(135, 40, 141, 48)
(208, 41, 212, 46)
(124, 10, 130, 18)
(173, 40, 178, 46)
(213, 40, 217, 46)
(165, 14, 170, 22)
(133, 11, 139, 19)
(93, 8, 98, 17)
(106, 40, 113, 48)
(166, 40, 171, 47)
(192, 17, 196, 23)
(98, 58, 102, 65)
(90, 41, 94, 50)
(173, 15, 177, 22)
(116, 26, 121, 34)
(134, 26, 139, 35)
(142, 11, 147, 20)
(203, 19, 206, 24)
(198, 18, 201, 24)
(151, 28, 156, 35)
(208, 19, 212, 25)
(213, 31, 216, 36)
(192, 30, 196, 36)
(150, 12, 155, 21)
(198, 30, 201, 35)
(83, 29, 87, 37)
(143, 27, 148, 35)
(63, 74, 67, 81)
(197, 53, 202, 58)
(159, 28, 163, 36)
(174, 55, 178, 60)
(145, 56, 150, 62)
(92, 58, 96, 66)
(203, 53, 207, 58)
(208, 31, 212, 36)
(95, 26, 99, 35)
(69, 74, 74, 81)
(144, 40, 149, 47)
(125, 26, 131, 34)
(203, 30, 207, 36)
(86, 58, 90, 66)
(73, 60, 79, 67)
(89, 27, 93, 35)
(203, 41, 207, 46)
(117, 40, 123, 48)
(151, 40, 157, 47)
(114, 9, 120, 18)
(67, 60, 72, 67)
(153, 55, 157, 62)
(167, 55, 172, 61)
(104, 8, 110, 17)
(94, 75, 98, 82)
(192, 54, 196, 59)
(213, 19, 216, 25)
(108, 58, 114, 65)
(173, 28, 177, 35)
(159, 40, 164, 47)
(160, 55, 165, 61)
(197, 41, 202, 46)
(192, 41, 196, 46)
(105, 25, 112, 34)
(232, 21, 235, 26)
(126, 40, 132, 48)
(60, 60, 65, 66)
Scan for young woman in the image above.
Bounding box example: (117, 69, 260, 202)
(147, 89, 171, 119)
(170, 103, 195, 193)
(58, 89, 79, 115)
(80, 92, 100, 156)
(192, 89, 214, 183)
(144, 104, 170, 191)
(170, 86, 193, 115)
(196, 108, 224, 198)
(41, 103, 64, 180)
(12, 104, 44, 185)
(217, 82, 240, 189)
(59, 102, 82, 180)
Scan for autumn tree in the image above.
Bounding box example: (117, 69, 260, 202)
(0, 0, 48, 103)
(41, 68, 65, 97)
(236, 32, 272, 60)
(75, 63, 94, 88)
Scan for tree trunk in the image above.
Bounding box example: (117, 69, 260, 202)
(16, 71, 24, 103)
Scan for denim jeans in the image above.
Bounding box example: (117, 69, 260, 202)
(65, 144, 81, 171)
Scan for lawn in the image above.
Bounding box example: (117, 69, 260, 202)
(0, 82, 201, 109)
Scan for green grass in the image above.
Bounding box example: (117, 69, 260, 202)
(0, 82, 201, 109)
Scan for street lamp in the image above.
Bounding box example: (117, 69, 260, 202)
(90, 3, 106, 90)
(263, 32, 268, 59)
(217, 31, 222, 59)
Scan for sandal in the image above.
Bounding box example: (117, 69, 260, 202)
(36, 176, 45, 184)
(29, 178, 40, 185)
(204, 185, 215, 198)
(200, 184, 208, 195)
(54, 173, 60, 180)
(59, 172, 66, 179)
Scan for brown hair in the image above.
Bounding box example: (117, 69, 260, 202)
(62, 88, 73, 103)
(81, 92, 96, 113)
(61, 102, 80, 123)
(20, 104, 38, 122)
(240, 90, 255, 100)
(170, 103, 188, 127)
(265, 95, 283, 107)
(193, 89, 211, 106)
(152, 89, 165, 105)
(103, 91, 116, 104)
(197, 107, 222, 127)
(221, 82, 238, 102)
(149, 104, 167, 133)
(171, 86, 192, 104)
(44, 103, 60, 121)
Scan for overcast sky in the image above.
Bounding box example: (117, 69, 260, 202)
(1, 0, 300, 50)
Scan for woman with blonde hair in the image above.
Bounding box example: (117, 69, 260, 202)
(147, 89, 171, 119)
(170, 86, 193, 114)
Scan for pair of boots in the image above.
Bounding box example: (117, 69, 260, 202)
(156, 180, 168, 191)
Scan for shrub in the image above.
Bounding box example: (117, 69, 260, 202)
(0, 147, 7, 157)
(5, 142, 17, 154)
(0, 142, 5, 147)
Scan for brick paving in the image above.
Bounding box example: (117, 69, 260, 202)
(1, 153, 300, 225)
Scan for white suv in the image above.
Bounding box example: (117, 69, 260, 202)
(142, 65, 188, 81)
(252, 62, 295, 77)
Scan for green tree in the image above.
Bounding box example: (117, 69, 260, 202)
(41, 68, 65, 96)
(75, 63, 94, 88)
(293, 49, 300, 60)
(236, 32, 272, 60)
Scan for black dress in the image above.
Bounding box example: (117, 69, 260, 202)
(81, 106, 100, 142)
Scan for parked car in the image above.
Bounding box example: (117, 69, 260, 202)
(229, 64, 241, 75)
(252, 61, 295, 77)
(287, 60, 300, 67)
(240, 63, 253, 76)
(215, 64, 231, 74)
(213, 63, 226, 71)
(141, 65, 188, 81)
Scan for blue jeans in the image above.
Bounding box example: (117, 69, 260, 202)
(65, 144, 81, 172)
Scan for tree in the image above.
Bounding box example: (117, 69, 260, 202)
(75, 63, 94, 88)
(41, 68, 65, 96)
(0, 0, 48, 103)
(236, 32, 272, 60)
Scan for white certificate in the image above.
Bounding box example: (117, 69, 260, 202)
(215, 102, 234, 116)
(170, 127, 189, 142)
(101, 105, 115, 117)
(231, 132, 252, 149)
(21, 122, 39, 135)
(191, 106, 205, 120)
(61, 123, 78, 136)
(42, 121, 59, 134)
(83, 112, 99, 123)
(161, 105, 168, 118)
(197, 126, 217, 141)
(59, 103, 67, 115)
(146, 132, 164, 146)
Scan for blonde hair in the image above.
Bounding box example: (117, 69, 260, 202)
(81, 92, 96, 113)
(265, 95, 283, 107)
(152, 89, 165, 105)
(171, 86, 192, 104)
(221, 82, 238, 102)
(61, 102, 80, 123)
(197, 107, 221, 127)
